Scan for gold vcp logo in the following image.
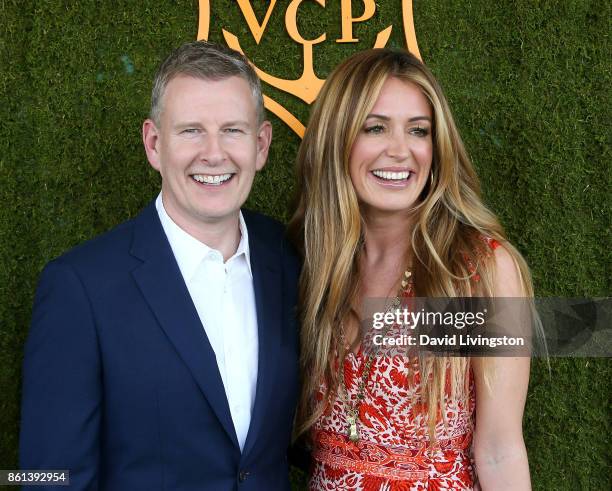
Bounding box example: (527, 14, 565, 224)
(197, 1, 421, 137)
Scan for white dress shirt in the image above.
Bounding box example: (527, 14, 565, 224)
(155, 194, 258, 451)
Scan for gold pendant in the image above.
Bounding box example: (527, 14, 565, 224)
(347, 414, 359, 442)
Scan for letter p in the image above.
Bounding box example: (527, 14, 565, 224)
(337, 0, 376, 43)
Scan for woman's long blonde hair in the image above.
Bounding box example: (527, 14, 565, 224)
(288, 49, 533, 439)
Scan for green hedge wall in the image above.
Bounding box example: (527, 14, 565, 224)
(1, 1, 609, 489)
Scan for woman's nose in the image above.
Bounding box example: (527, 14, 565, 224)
(385, 130, 411, 161)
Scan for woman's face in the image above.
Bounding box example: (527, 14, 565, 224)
(349, 77, 433, 217)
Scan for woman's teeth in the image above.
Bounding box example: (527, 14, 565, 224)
(372, 170, 411, 181)
(192, 173, 233, 185)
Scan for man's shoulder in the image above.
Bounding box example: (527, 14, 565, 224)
(50, 203, 155, 275)
(242, 209, 300, 272)
(242, 209, 285, 239)
(242, 208, 294, 254)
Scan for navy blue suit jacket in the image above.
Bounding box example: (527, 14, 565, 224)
(20, 202, 301, 491)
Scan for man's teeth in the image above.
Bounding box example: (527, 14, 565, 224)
(192, 173, 233, 185)
(372, 170, 411, 181)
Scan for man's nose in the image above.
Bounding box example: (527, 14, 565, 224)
(198, 134, 226, 166)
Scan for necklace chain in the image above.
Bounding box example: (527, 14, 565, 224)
(338, 269, 412, 442)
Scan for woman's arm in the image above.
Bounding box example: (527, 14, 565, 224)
(472, 245, 531, 490)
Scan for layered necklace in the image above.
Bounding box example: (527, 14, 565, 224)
(338, 269, 413, 442)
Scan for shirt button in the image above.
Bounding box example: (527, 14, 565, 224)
(238, 470, 249, 482)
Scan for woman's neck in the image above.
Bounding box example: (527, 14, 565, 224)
(361, 209, 414, 268)
(355, 209, 415, 304)
(345, 210, 415, 346)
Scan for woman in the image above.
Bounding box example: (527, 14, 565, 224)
(289, 49, 532, 490)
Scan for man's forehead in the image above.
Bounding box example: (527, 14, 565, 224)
(164, 74, 252, 100)
(161, 75, 258, 123)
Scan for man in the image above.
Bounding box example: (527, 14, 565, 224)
(20, 41, 300, 490)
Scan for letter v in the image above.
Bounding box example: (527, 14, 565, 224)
(237, 0, 278, 44)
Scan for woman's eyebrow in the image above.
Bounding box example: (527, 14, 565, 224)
(365, 114, 431, 122)
(408, 116, 432, 122)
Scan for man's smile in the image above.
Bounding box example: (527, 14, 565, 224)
(191, 173, 235, 186)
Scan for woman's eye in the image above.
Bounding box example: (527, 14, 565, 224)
(410, 126, 430, 137)
(364, 124, 385, 134)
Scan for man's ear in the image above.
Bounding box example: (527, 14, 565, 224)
(143, 119, 162, 171)
(255, 120, 273, 171)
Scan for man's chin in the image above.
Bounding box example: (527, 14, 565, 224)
(192, 208, 242, 225)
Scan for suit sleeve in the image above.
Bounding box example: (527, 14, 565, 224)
(20, 259, 101, 490)
(281, 236, 312, 472)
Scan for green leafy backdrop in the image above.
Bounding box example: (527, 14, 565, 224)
(0, 1, 609, 489)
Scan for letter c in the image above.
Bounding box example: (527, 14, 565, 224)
(286, 0, 326, 45)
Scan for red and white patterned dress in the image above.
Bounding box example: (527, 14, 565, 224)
(309, 238, 500, 491)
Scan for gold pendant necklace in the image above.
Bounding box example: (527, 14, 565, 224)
(346, 409, 359, 442)
(339, 269, 412, 442)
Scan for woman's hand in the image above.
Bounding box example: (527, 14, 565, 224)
(472, 245, 532, 490)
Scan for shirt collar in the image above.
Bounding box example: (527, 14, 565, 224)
(155, 193, 253, 282)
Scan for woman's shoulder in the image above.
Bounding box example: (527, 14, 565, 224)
(490, 242, 524, 297)
(461, 231, 524, 289)
(479, 235, 502, 252)
(475, 235, 520, 276)
(462, 233, 500, 281)
(469, 232, 526, 296)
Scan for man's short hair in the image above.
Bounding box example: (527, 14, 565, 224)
(150, 41, 265, 126)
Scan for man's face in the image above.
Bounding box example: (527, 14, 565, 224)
(143, 75, 271, 232)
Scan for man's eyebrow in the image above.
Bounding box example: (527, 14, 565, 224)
(174, 121, 203, 128)
(366, 113, 432, 123)
(222, 120, 250, 127)
(172, 120, 252, 129)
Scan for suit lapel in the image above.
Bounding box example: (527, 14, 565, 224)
(129, 203, 239, 448)
(242, 220, 282, 457)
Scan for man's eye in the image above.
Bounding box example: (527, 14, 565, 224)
(224, 128, 243, 134)
(364, 124, 385, 134)
(182, 128, 199, 134)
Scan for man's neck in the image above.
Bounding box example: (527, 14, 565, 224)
(161, 197, 242, 262)
(190, 219, 241, 262)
